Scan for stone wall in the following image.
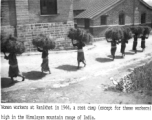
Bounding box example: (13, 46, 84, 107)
(16, 0, 29, 25)
(1, 0, 10, 26)
(117, 60, 152, 93)
(17, 21, 74, 51)
(1, 26, 15, 36)
(28, 0, 73, 24)
(1, 0, 74, 51)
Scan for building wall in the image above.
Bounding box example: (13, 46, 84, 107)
(28, 0, 73, 24)
(91, 0, 152, 37)
(1, 0, 74, 51)
(17, 21, 74, 51)
(1, 0, 16, 36)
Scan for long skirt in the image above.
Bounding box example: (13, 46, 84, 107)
(133, 41, 137, 51)
(9, 65, 19, 77)
(77, 50, 85, 62)
(41, 57, 50, 72)
(141, 40, 145, 49)
(111, 46, 117, 58)
(121, 44, 126, 54)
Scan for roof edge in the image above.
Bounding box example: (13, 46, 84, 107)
(92, 0, 125, 19)
(139, 0, 152, 10)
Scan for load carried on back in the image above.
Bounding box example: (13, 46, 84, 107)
(67, 28, 93, 46)
(32, 34, 56, 50)
(1, 34, 25, 54)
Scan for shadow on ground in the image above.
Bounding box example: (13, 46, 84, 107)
(96, 57, 113, 63)
(129, 50, 143, 53)
(107, 55, 123, 59)
(23, 71, 47, 80)
(1, 78, 19, 88)
(137, 50, 143, 52)
(56, 65, 79, 71)
(125, 52, 135, 55)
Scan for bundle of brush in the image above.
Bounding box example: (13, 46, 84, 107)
(130, 26, 144, 38)
(105, 26, 124, 43)
(142, 26, 151, 38)
(32, 34, 56, 50)
(67, 28, 93, 46)
(121, 26, 133, 43)
(1, 34, 25, 54)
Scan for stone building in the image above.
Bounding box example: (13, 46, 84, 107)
(74, 0, 152, 37)
(1, 0, 74, 51)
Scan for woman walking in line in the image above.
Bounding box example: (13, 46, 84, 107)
(110, 40, 118, 60)
(73, 40, 86, 69)
(120, 39, 126, 58)
(4, 52, 25, 83)
(132, 35, 138, 53)
(37, 47, 51, 74)
(141, 35, 146, 52)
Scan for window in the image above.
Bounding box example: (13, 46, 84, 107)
(119, 13, 125, 25)
(40, 0, 57, 15)
(100, 15, 107, 25)
(141, 13, 146, 24)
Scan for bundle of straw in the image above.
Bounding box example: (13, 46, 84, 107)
(105, 26, 124, 42)
(67, 28, 93, 45)
(1, 35, 25, 54)
(142, 26, 152, 38)
(32, 34, 56, 50)
(130, 26, 144, 37)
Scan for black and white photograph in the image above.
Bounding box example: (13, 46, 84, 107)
(1, 0, 152, 106)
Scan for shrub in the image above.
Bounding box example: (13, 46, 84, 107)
(1, 35, 25, 54)
(32, 34, 56, 50)
(105, 26, 124, 42)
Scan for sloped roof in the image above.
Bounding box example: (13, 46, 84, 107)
(73, 0, 95, 10)
(140, 0, 152, 9)
(74, 0, 122, 19)
(74, 0, 152, 19)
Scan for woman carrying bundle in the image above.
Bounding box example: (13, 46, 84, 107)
(131, 26, 144, 53)
(105, 26, 123, 60)
(72, 40, 86, 69)
(37, 47, 51, 74)
(132, 34, 138, 53)
(1, 35, 25, 83)
(141, 26, 151, 51)
(120, 39, 126, 58)
(141, 33, 146, 52)
(68, 28, 92, 69)
(33, 34, 56, 74)
(4, 52, 25, 83)
(108, 40, 119, 60)
(121, 26, 132, 57)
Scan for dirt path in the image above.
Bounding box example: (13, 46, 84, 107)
(1, 36, 152, 103)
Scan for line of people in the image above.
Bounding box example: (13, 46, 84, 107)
(3, 40, 86, 84)
(109, 34, 148, 60)
(3, 33, 148, 84)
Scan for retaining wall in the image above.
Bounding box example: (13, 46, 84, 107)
(117, 59, 152, 93)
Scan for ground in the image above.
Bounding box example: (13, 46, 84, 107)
(1, 36, 152, 103)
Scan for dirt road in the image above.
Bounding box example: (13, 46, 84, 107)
(1, 36, 152, 103)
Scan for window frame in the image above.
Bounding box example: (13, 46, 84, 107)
(100, 15, 107, 25)
(119, 12, 125, 25)
(40, 0, 57, 15)
(141, 12, 146, 24)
